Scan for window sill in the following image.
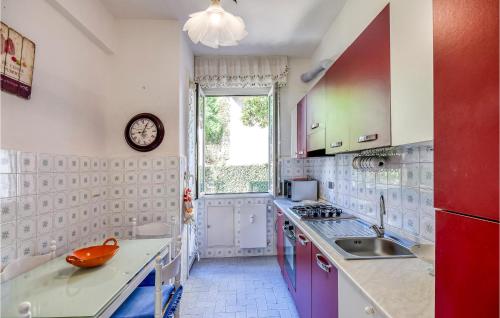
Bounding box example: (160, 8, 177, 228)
(198, 193, 272, 200)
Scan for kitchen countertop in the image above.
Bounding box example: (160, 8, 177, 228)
(274, 198, 435, 318)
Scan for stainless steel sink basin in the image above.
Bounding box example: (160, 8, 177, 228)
(333, 237, 416, 260)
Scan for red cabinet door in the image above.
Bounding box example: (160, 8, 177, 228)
(297, 96, 307, 158)
(295, 229, 312, 318)
(436, 210, 499, 318)
(276, 209, 284, 273)
(433, 0, 499, 221)
(311, 244, 338, 318)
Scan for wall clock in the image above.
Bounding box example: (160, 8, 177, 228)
(124, 113, 164, 152)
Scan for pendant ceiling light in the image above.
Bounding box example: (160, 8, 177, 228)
(183, 0, 248, 49)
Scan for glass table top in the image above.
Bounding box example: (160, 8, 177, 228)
(1, 238, 171, 318)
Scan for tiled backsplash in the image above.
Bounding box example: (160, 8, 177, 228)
(280, 141, 435, 243)
(0, 149, 183, 267)
(196, 196, 276, 258)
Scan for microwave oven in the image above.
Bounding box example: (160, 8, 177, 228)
(283, 178, 318, 201)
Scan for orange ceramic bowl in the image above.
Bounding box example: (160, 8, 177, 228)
(66, 238, 119, 268)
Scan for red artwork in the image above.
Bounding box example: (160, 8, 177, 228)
(1, 22, 35, 99)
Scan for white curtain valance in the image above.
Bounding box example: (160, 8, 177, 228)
(195, 55, 288, 88)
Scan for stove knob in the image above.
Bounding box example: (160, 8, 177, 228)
(320, 212, 326, 218)
(336, 210, 342, 217)
(313, 212, 319, 218)
(328, 212, 334, 217)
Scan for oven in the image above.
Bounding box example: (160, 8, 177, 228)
(283, 217, 296, 288)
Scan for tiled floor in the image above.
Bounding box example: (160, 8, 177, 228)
(180, 256, 299, 318)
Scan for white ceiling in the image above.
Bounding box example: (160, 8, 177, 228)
(100, 0, 346, 57)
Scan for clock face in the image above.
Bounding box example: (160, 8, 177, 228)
(129, 118, 158, 146)
(124, 113, 164, 152)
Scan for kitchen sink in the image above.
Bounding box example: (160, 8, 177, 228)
(333, 237, 416, 260)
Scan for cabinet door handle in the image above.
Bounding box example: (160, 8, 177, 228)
(315, 253, 332, 273)
(358, 134, 378, 143)
(330, 141, 343, 148)
(249, 214, 255, 224)
(297, 233, 309, 246)
(311, 123, 320, 129)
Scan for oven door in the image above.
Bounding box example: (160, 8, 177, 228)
(283, 224, 296, 288)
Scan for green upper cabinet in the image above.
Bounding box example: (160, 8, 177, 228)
(306, 77, 327, 152)
(324, 60, 351, 154)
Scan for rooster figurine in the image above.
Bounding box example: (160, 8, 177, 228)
(183, 188, 195, 224)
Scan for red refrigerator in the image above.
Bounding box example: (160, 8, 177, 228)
(434, 0, 499, 317)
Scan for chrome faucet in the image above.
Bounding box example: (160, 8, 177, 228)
(371, 194, 386, 237)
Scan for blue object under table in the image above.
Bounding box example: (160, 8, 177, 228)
(138, 269, 157, 287)
(111, 284, 183, 318)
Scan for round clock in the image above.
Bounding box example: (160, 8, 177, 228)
(124, 113, 165, 152)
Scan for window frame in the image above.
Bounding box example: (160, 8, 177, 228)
(197, 89, 274, 197)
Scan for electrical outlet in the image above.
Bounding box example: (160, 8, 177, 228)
(328, 181, 334, 189)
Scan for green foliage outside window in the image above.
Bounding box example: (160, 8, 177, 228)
(202, 96, 270, 194)
(240, 96, 269, 128)
(205, 96, 229, 145)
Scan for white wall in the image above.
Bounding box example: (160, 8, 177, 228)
(279, 57, 311, 157)
(46, 0, 117, 53)
(0, 0, 112, 155)
(1, 0, 194, 157)
(179, 32, 194, 158)
(104, 19, 184, 157)
(311, 0, 388, 66)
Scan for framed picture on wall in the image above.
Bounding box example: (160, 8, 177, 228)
(1, 22, 36, 99)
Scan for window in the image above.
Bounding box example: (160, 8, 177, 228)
(198, 93, 273, 195)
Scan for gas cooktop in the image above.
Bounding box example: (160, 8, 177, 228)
(289, 203, 354, 220)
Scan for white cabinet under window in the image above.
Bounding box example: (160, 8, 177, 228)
(207, 206, 234, 247)
(239, 204, 267, 248)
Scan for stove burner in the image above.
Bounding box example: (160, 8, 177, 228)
(290, 204, 343, 219)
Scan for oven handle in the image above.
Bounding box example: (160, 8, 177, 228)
(315, 253, 332, 273)
(275, 209, 283, 233)
(297, 233, 310, 246)
(283, 226, 296, 242)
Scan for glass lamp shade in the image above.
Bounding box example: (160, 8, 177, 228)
(183, 0, 248, 48)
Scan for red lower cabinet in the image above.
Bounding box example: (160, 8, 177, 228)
(295, 229, 312, 318)
(436, 210, 499, 318)
(311, 244, 339, 318)
(276, 209, 284, 274)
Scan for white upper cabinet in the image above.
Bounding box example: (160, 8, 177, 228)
(390, 0, 434, 145)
